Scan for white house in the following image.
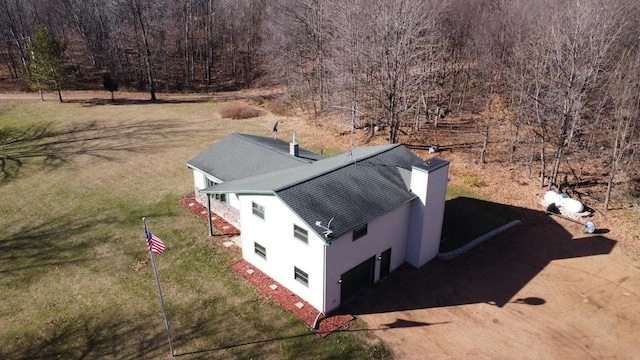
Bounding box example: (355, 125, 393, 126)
(187, 132, 449, 313)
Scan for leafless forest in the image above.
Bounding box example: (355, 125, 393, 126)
(1, 0, 639, 209)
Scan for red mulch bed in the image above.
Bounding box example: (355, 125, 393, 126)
(231, 259, 354, 337)
(178, 195, 240, 236)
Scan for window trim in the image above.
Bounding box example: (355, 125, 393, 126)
(294, 267, 309, 287)
(293, 224, 308, 243)
(254, 242, 267, 259)
(353, 223, 368, 241)
(252, 201, 265, 219)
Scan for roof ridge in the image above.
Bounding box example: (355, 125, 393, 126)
(273, 143, 402, 192)
(234, 132, 319, 164)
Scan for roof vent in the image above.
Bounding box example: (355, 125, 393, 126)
(290, 133, 299, 157)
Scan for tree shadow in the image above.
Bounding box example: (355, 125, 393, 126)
(173, 315, 448, 358)
(0, 213, 121, 287)
(344, 198, 616, 315)
(0, 119, 195, 180)
(174, 332, 318, 357)
(381, 318, 450, 329)
(67, 97, 215, 107)
(0, 313, 171, 360)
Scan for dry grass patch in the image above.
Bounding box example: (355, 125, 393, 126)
(219, 101, 264, 119)
(263, 98, 294, 116)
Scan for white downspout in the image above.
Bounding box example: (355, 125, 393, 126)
(317, 240, 327, 328)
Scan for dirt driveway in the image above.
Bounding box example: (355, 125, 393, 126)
(345, 206, 640, 359)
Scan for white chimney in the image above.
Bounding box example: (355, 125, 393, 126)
(406, 158, 449, 268)
(290, 133, 299, 157)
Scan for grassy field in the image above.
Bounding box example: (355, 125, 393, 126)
(0, 95, 386, 359)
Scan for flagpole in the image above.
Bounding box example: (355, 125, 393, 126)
(143, 217, 174, 357)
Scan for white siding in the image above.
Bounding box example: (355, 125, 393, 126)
(192, 169, 207, 190)
(323, 203, 411, 313)
(228, 193, 241, 210)
(421, 164, 448, 262)
(239, 194, 326, 311)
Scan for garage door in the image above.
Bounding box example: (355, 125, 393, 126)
(340, 256, 375, 304)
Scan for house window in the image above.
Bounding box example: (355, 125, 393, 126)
(254, 242, 267, 259)
(293, 224, 308, 243)
(205, 177, 228, 203)
(213, 193, 227, 203)
(353, 224, 368, 241)
(252, 201, 265, 219)
(294, 267, 309, 287)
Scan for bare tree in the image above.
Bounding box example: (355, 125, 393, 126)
(604, 49, 640, 209)
(355, 0, 446, 143)
(124, 0, 157, 100)
(265, 0, 333, 115)
(544, 1, 626, 187)
(0, 0, 35, 75)
(508, 0, 628, 188)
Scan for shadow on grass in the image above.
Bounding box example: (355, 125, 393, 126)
(174, 319, 448, 357)
(66, 89, 288, 108)
(0, 214, 121, 287)
(0, 315, 171, 360)
(344, 197, 616, 315)
(0, 119, 195, 181)
(67, 97, 214, 107)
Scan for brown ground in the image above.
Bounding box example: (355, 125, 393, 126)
(345, 204, 640, 359)
(3, 90, 639, 359)
(349, 154, 640, 359)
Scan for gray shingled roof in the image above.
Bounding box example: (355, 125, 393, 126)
(201, 143, 430, 241)
(186, 133, 324, 181)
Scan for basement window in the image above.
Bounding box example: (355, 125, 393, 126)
(353, 224, 368, 241)
(252, 201, 265, 219)
(293, 224, 308, 243)
(294, 267, 309, 287)
(205, 177, 227, 203)
(213, 193, 227, 203)
(254, 242, 267, 259)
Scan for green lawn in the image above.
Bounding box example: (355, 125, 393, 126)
(0, 96, 386, 359)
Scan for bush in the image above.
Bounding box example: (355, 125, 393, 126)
(218, 102, 263, 119)
(461, 173, 486, 187)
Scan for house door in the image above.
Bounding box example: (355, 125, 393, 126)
(379, 248, 391, 280)
(340, 256, 375, 304)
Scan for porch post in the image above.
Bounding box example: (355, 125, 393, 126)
(206, 193, 213, 236)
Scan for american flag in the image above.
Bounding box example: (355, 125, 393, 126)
(146, 230, 165, 254)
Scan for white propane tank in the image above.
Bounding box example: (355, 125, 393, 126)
(544, 191, 562, 207)
(562, 197, 584, 213)
(544, 190, 584, 213)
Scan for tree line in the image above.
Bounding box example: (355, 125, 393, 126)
(1, 0, 266, 96)
(1, 0, 639, 208)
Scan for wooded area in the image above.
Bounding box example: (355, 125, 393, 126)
(1, 0, 638, 209)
